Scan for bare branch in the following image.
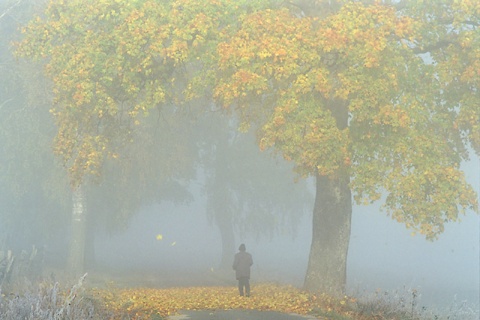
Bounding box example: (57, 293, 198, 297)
(0, 0, 23, 22)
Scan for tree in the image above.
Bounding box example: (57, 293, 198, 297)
(16, 0, 478, 295)
(0, 0, 71, 254)
(14, 0, 271, 186)
(213, 0, 479, 296)
(14, 0, 274, 276)
(14, 0, 178, 275)
(84, 102, 199, 268)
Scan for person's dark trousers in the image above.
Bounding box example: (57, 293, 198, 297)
(238, 277, 250, 296)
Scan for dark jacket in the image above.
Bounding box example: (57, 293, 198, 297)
(232, 251, 253, 280)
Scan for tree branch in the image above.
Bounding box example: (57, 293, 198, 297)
(412, 40, 456, 54)
(0, 0, 23, 22)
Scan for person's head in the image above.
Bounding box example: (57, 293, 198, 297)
(239, 243, 246, 252)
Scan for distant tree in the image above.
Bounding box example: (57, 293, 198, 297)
(84, 103, 199, 268)
(0, 0, 71, 258)
(197, 111, 312, 269)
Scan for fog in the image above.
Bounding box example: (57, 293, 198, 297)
(89, 154, 479, 312)
(1, 1, 479, 317)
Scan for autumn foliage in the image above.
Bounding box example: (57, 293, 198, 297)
(91, 283, 358, 319)
(14, 0, 479, 296)
(15, 0, 478, 240)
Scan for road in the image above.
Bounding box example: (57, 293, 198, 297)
(168, 310, 318, 320)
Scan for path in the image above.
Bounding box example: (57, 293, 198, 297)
(168, 310, 318, 320)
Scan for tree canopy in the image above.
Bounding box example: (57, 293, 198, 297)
(15, 0, 274, 187)
(214, 1, 478, 238)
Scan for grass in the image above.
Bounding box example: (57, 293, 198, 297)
(0, 273, 102, 320)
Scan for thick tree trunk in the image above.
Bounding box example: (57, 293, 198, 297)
(68, 185, 87, 277)
(304, 172, 352, 297)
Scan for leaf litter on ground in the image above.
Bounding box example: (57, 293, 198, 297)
(90, 283, 358, 319)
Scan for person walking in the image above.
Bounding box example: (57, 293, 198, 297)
(232, 243, 253, 297)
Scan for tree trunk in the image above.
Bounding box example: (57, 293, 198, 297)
(84, 217, 96, 270)
(304, 172, 352, 297)
(216, 208, 235, 270)
(68, 184, 87, 277)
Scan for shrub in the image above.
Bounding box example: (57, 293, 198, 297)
(0, 273, 97, 320)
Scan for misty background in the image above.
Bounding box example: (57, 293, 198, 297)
(0, 0, 479, 317)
